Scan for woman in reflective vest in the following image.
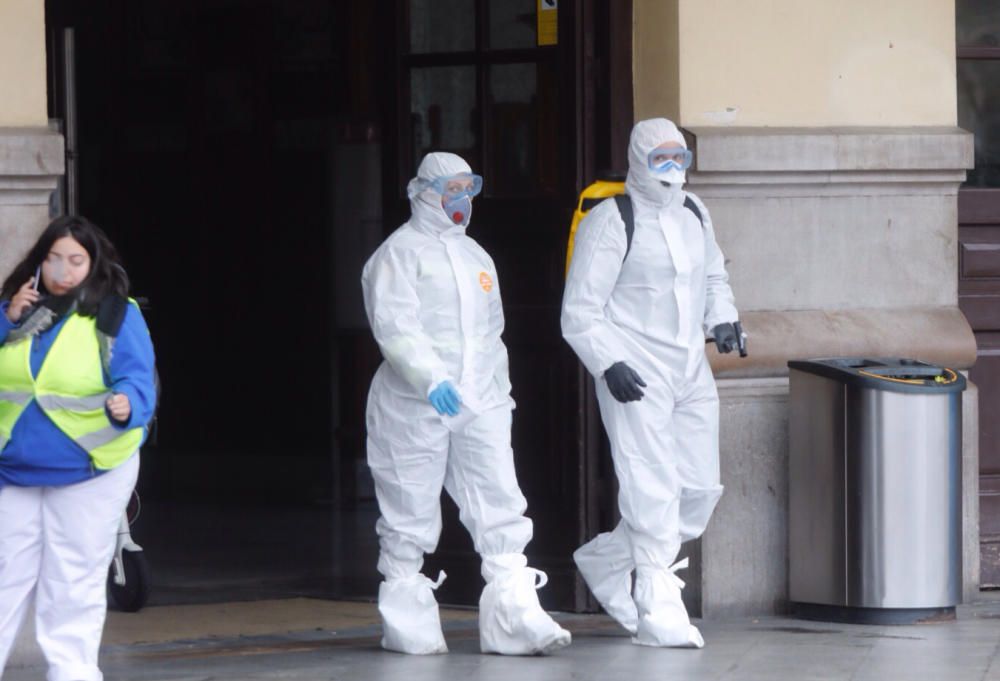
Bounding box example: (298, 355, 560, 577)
(0, 216, 156, 681)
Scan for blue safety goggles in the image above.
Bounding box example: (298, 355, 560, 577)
(647, 147, 693, 173)
(430, 173, 484, 199)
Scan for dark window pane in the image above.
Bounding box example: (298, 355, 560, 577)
(409, 0, 475, 54)
(486, 62, 557, 195)
(958, 60, 1000, 187)
(489, 0, 536, 49)
(410, 66, 478, 169)
(957, 0, 1000, 47)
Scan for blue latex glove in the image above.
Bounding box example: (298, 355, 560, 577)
(429, 381, 462, 416)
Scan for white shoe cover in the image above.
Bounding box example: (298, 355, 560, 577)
(378, 571, 449, 654)
(632, 559, 704, 648)
(573, 533, 638, 634)
(479, 567, 572, 655)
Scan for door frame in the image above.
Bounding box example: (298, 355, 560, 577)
(957, 39, 1000, 587)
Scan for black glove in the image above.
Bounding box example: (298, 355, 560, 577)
(603, 361, 647, 403)
(712, 322, 739, 354)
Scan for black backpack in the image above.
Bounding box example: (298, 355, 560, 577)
(612, 193, 704, 261)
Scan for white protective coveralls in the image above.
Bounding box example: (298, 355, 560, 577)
(561, 118, 738, 648)
(362, 152, 571, 656)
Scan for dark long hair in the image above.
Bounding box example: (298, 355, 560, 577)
(1, 215, 129, 316)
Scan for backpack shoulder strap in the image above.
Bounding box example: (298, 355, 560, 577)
(613, 193, 635, 259)
(683, 195, 705, 227)
(96, 295, 129, 338)
(95, 295, 128, 376)
(614, 193, 704, 264)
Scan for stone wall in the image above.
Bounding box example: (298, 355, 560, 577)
(695, 127, 977, 617)
(0, 128, 64, 280)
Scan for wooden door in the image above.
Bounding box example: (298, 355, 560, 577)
(957, 0, 1000, 586)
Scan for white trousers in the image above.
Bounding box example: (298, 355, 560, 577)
(366, 378, 533, 579)
(367, 379, 571, 656)
(0, 454, 139, 681)
(594, 357, 723, 571)
(575, 357, 721, 646)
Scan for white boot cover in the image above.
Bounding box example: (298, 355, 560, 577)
(632, 558, 704, 648)
(573, 528, 638, 634)
(378, 571, 449, 654)
(480, 567, 572, 655)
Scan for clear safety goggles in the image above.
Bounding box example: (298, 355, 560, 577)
(647, 146, 693, 173)
(430, 173, 483, 200)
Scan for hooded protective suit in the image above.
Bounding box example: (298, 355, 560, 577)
(362, 152, 570, 656)
(561, 118, 738, 647)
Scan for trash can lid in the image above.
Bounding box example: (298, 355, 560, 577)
(787, 357, 967, 394)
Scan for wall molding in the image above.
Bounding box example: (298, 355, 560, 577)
(0, 128, 64, 206)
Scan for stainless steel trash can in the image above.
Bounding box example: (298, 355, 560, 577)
(788, 358, 966, 624)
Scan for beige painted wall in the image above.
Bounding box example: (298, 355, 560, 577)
(633, 0, 680, 123)
(0, 0, 48, 126)
(634, 0, 957, 127)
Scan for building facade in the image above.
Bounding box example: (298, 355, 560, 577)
(0, 1, 988, 630)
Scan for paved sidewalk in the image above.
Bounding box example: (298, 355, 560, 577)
(8, 597, 1000, 680)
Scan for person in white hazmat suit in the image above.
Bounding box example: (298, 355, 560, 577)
(561, 118, 741, 648)
(362, 151, 571, 656)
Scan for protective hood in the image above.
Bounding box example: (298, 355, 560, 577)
(625, 118, 688, 209)
(407, 152, 474, 235)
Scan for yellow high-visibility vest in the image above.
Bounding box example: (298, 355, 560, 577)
(0, 310, 143, 469)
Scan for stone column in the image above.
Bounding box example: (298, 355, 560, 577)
(690, 127, 978, 617)
(0, 127, 64, 280)
(1, 128, 63, 671)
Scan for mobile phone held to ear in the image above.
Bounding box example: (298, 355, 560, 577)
(32, 265, 40, 291)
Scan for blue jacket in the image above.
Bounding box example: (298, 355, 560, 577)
(0, 301, 157, 487)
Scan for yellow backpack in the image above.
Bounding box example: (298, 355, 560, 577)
(565, 177, 703, 277)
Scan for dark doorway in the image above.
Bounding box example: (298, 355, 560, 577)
(44, 0, 631, 611)
(46, 0, 391, 604)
